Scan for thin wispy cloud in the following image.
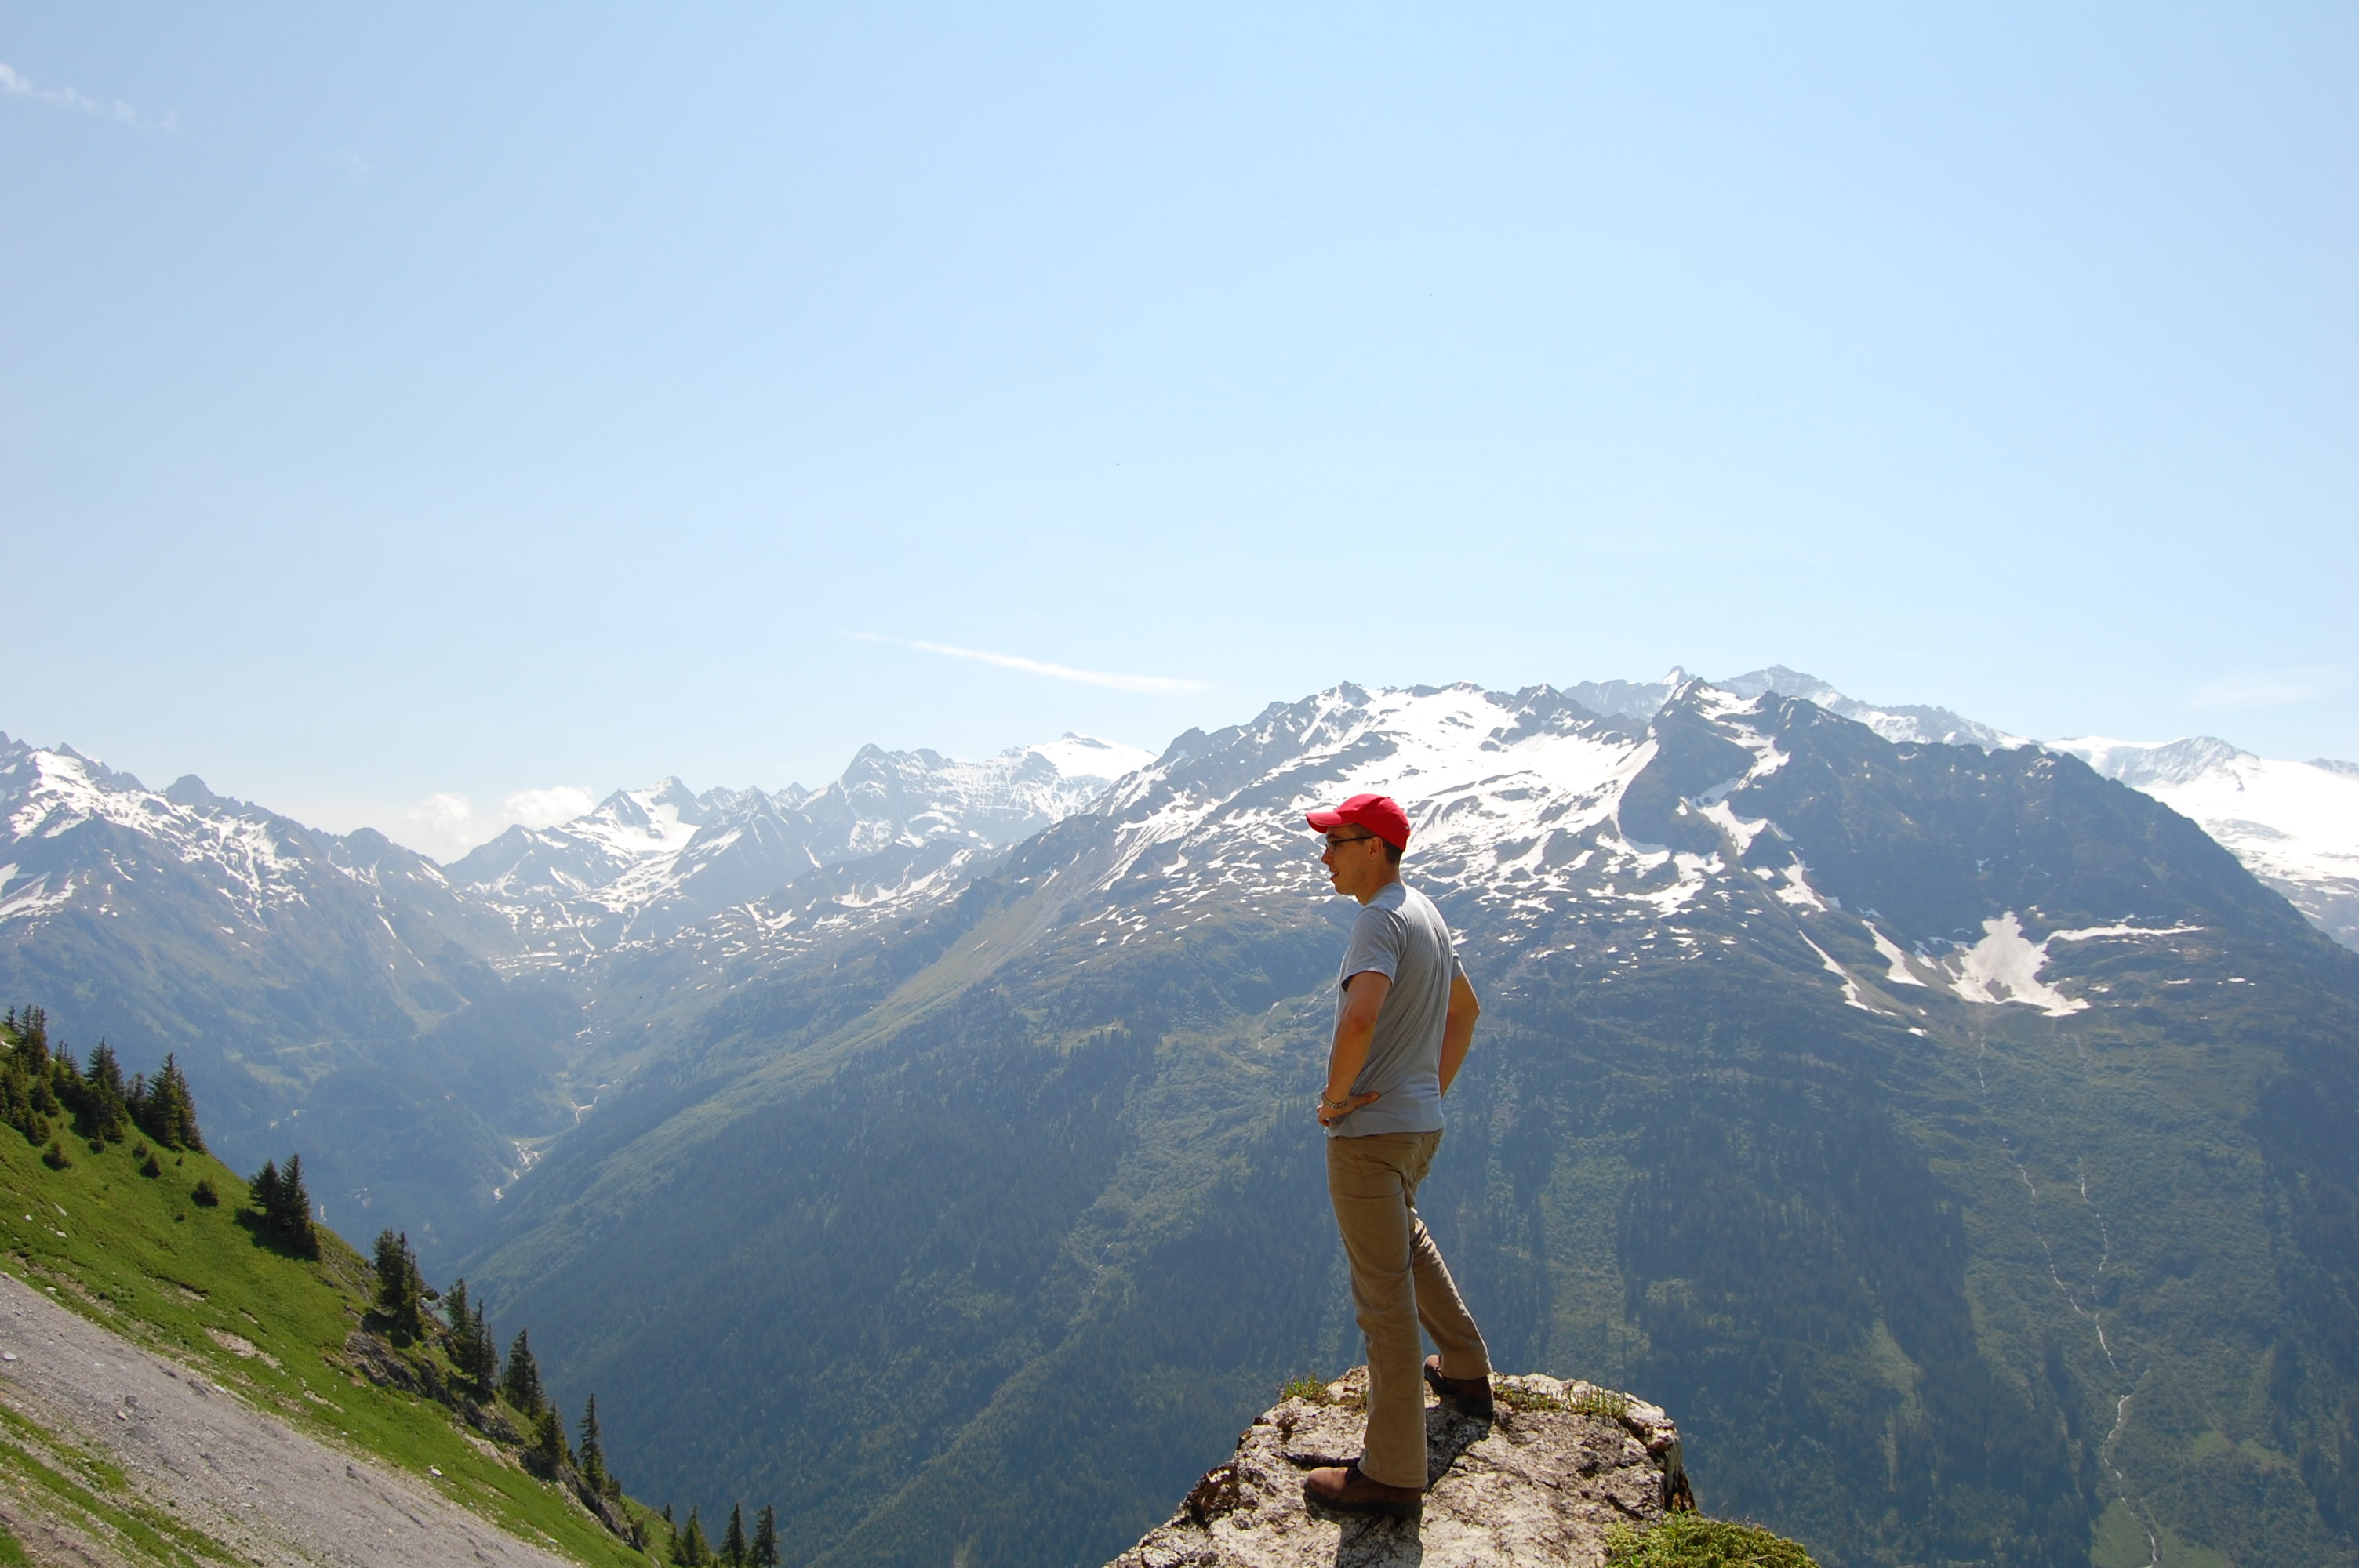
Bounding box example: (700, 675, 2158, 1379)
(1, 60, 180, 133)
(849, 632, 1208, 695)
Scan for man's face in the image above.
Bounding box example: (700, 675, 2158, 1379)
(1319, 829, 1392, 900)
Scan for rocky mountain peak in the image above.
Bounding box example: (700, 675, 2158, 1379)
(162, 773, 227, 809)
(1720, 663, 1842, 705)
(1108, 1368, 1691, 1568)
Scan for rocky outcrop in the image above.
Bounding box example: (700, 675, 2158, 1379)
(334, 1327, 638, 1542)
(1110, 1369, 1691, 1568)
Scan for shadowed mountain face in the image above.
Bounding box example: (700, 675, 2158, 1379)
(462, 684, 2359, 1568)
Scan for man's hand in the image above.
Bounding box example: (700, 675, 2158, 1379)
(1318, 971, 1391, 1126)
(1316, 1088, 1383, 1127)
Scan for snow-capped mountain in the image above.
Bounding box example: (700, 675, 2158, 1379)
(1567, 665, 2025, 750)
(1596, 669, 2354, 952)
(0, 735, 514, 964)
(2049, 736, 2359, 948)
(1011, 679, 2234, 1022)
(444, 734, 1154, 962)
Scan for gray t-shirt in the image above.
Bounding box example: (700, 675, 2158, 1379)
(1327, 880, 1464, 1139)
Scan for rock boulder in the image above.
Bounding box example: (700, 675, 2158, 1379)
(1109, 1369, 1691, 1568)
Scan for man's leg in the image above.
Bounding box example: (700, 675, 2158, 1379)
(1400, 1136, 1490, 1382)
(1325, 1133, 1429, 1490)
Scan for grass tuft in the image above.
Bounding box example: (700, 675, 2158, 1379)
(1278, 1374, 1332, 1405)
(1605, 1513, 1820, 1567)
(1491, 1379, 1561, 1413)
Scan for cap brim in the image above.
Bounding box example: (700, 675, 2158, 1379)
(1305, 808, 1347, 832)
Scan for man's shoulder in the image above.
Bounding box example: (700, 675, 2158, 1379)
(1394, 880, 1450, 930)
(1351, 881, 1453, 949)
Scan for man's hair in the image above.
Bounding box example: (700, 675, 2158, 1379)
(1383, 839, 1404, 866)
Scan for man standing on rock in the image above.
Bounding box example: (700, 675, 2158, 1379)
(1300, 792, 1494, 1521)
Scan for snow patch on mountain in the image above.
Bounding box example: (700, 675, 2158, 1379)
(1949, 913, 2088, 1017)
(1943, 913, 2209, 1017)
(1866, 922, 1926, 985)
(1799, 930, 1884, 1014)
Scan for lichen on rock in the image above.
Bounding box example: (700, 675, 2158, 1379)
(1109, 1367, 1692, 1567)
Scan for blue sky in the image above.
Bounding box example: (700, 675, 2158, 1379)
(3, 4, 2353, 858)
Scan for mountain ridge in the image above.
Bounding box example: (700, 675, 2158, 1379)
(456, 676, 2359, 1567)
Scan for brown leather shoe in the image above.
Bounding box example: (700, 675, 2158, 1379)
(1302, 1458, 1423, 1520)
(1423, 1355, 1494, 1417)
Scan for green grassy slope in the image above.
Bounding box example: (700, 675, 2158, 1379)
(0, 1127, 660, 1566)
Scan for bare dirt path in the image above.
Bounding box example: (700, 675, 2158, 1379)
(0, 1270, 577, 1566)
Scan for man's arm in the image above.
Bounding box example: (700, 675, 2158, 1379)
(1318, 971, 1392, 1126)
(1438, 971, 1480, 1095)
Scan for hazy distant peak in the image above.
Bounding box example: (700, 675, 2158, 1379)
(163, 775, 224, 808)
(1719, 665, 1844, 705)
(2053, 735, 2254, 789)
(439, 731, 1157, 961)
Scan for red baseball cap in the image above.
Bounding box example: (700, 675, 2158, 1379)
(1305, 793, 1412, 850)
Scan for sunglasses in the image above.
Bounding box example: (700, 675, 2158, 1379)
(1319, 832, 1379, 851)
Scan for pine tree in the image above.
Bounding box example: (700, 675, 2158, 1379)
(249, 1158, 281, 1217)
(577, 1395, 608, 1494)
(132, 1053, 204, 1150)
(446, 1279, 498, 1394)
(444, 1278, 474, 1363)
(75, 1044, 129, 1143)
(372, 1229, 426, 1338)
(264, 1152, 318, 1258)
(0, 1008, 58, 1145)
(533, 1403, 570, 1472)
(722, 1503, 747, 1566)
(470, 1300, 499, 1392)
(674, 1507, 711, 1566)
(501, 1328, 544, 1415)
(751, 1505, 780, 1568)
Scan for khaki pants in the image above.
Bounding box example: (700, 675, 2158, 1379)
(1325, 1130, 1492, 1489)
